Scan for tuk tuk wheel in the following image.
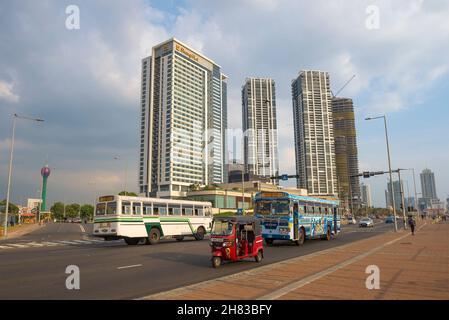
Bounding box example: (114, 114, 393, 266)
(255, 250, 263, 263)
(212, 256, 221, 268)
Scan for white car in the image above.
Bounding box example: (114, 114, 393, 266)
(359, 217, 374, 228)
(348, 217, 357, 224)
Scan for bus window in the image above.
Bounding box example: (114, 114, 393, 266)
(194, 208, 199, 216)
(122, 201, 131, 215)
(96, 203, 106, 215)
(198, 208, 204, 216)
(153, 207, 159, 215)
(168, 204, 180, 216)
(106, 202, 117, 215)
(132, 202, 142, 215)
(183, 205, 193, 216)
(159, 206, 167, 216)
(143, 202, 152, 215)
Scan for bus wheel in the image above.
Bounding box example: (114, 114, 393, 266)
(149, 228, 161, 245)
(212, 256, 221, 268)
(175, 235, 184, 242)
(124, 237, 140, 245)
(265, 238, 273, 246)
(255, 250, 263, 262)
(195, 227, 205, 241)
(295, 228, 305, 246)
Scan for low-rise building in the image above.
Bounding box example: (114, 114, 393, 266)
(185, 181, 310, 213)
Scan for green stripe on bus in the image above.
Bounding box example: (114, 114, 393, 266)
(144, 222, 164, 236)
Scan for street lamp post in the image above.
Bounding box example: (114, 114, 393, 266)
(397, 169, 407, 229)
(114, 156, 128, 196)
(410, 168, 420, 218)
(366, 115, 398, 232)
(3, 114, 44, 237)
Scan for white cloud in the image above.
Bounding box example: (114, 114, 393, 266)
(0, 80, 20, 103)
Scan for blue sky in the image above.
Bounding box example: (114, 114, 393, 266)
(1, 0, 448, 208)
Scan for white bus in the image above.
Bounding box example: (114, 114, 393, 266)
(93, 195, 213, 245)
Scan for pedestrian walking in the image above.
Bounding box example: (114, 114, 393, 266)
(408, 215, 416, 235)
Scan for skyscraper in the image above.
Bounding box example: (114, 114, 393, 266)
(242, 78, 279, 180)
(420, 168, 438, 200)
(139, 38, 228, 198)
(332, 97, 361, 209)
(386, 180, 403, 211)
(292, 70, 337, 196)
(360, 183, 372, 208)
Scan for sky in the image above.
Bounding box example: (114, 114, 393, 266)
(0, 0, 448, 208)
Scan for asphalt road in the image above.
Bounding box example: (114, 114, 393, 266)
(0, 220, 397, 299)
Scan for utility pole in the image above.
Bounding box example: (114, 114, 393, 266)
(365, 115, 398, 232)
(397, 169, 407, 229)
(3, 114, 44, 237)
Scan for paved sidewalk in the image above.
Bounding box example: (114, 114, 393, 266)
(141, 221, 449, 300)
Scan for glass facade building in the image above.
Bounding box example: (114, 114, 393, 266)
(242, 78, 279, 180)
(291, 70, 338, 196)
(139, 38, 228, 198)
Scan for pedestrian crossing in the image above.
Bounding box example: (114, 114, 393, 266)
(0, 238, 123, 250)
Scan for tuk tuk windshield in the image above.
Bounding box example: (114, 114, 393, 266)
(211, 220, 234, 236)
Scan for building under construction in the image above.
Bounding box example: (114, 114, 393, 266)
(332, 97, 361, 212)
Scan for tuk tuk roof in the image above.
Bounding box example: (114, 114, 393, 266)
(213, 216, 262, 234)
(213, 216, 259, 224)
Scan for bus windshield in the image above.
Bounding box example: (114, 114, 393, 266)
(211, 220, 234, 236)
(255, 200, 290, 216)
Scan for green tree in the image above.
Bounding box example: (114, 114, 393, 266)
(80, 204, 94, 221)
(50, 202, 65, 220)
(118, 191, 138, 196)
(65, 203, 81, 218)
(0, 199, 19, 214)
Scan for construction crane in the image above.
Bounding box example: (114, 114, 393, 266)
(331, 74, 356, 98)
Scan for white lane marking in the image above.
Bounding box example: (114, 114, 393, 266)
(117, 264, 142, 270)
(79, 224, 86, 233)
(57, 240, 80, 245)
(71, 240, 92, 244)
(257, 222, 428, 300)
(0, 245, 13, 249)
(41, 242, 61, 247)
(7, 243, 28, 248)
(26, 242, 45, 247)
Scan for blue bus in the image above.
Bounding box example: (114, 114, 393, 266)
(253, 191, 341, 245)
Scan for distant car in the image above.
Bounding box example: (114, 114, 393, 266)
(359, 217, 374, 228)
(385, 216, 395, 223)
(348, 217, 357, 224)
(72, 218, 82, 223)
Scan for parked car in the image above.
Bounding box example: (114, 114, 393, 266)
(348, 216, 357, 224)
(359, 217, 374, 228)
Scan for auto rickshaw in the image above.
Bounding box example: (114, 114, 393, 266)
(210, 216, 264, 268)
